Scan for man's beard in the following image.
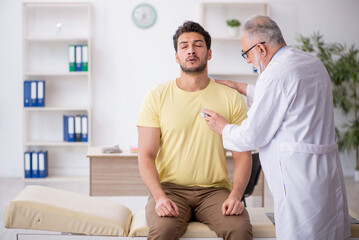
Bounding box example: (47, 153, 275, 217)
(180, 57, 207, 74)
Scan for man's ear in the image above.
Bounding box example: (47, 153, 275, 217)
(207, 49, 212, 60)
(175, 52, 179, 63)
(258, 44, 266, 56)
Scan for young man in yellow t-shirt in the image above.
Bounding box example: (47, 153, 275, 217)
(137, 21, 253, 240)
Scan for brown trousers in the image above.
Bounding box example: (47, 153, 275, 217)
(146, 183, 253, 240)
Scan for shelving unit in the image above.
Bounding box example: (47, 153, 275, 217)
(25, 72, 89, 76)
(22, 2, 92, 179)
(200, 2, 269, 85)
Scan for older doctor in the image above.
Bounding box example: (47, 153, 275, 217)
(202, 15, 350, 240)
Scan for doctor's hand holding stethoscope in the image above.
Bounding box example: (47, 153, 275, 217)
(202, 80, 248, 135)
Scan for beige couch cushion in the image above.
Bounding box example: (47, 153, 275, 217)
(4, 185, 132, 236)
(129, 208, 276, 238)
(128, 209, 218, 237)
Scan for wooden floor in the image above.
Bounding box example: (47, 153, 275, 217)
(0, 176, 358, 239)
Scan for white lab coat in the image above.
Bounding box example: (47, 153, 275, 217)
(222, 46, 350, 240)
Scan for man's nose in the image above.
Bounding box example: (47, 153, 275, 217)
(187, 46, 195, 55)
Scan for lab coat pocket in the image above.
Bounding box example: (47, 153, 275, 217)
(279, 141, 337, 203)
(279, 150, 314, 200)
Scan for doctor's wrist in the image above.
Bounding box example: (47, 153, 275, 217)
(238, 83, 248, 96)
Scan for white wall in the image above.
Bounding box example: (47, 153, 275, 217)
(1, 0, 359, 177)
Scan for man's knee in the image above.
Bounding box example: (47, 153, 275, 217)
(214, 213, 253, 240)
(147, 218, 187, 240)
(217, 223, 253, 240)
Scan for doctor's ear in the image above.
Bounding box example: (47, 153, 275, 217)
(258, 44, 266, 56)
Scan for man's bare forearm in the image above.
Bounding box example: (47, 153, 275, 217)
(138, 155, 167, 201)
(230, 151, 252, 199)
(137, 126, 166, 201)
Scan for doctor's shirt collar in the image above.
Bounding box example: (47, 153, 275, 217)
(269, 45, 287, 63)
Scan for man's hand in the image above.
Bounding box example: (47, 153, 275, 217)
(222, 196, 245, 216)
(202, 109, 229, 135)
(155, 197, 179, 217)
(215, 79, 248, 96)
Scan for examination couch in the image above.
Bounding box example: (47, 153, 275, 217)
(4, 185, 359, 239)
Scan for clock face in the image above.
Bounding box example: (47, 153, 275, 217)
(132, 3, 157, 29)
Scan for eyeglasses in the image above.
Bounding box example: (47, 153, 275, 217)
(241, 41, 265, 59)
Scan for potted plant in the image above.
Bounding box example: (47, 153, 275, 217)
(296, 33, 359, 181)
(226, 19, 241, 37)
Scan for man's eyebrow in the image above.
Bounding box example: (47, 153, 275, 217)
(179, 39, 204, 45)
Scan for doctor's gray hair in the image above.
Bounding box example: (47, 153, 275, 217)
(243, 15, 285, 46)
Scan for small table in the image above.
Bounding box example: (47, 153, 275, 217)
(87, 147, 149, 196)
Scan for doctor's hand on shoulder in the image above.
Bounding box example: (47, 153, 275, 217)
(215, 79, 248, 96)
(202, 109, 229, 136)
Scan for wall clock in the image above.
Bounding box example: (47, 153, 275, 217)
(132, 3, 157, 29)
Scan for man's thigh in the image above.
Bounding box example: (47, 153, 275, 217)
(145, 187, 192, 239)
(194, 188, 252, 239)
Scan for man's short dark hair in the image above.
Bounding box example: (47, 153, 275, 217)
(173, 21, 211, 52)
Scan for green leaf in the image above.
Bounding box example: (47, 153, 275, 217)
(226, 19, 240, 27)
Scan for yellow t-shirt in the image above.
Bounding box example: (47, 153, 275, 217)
(137, 79, 247, 190)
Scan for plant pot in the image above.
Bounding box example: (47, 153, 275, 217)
(228, 26, 239, 37)
(355, 170, 359, 182)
